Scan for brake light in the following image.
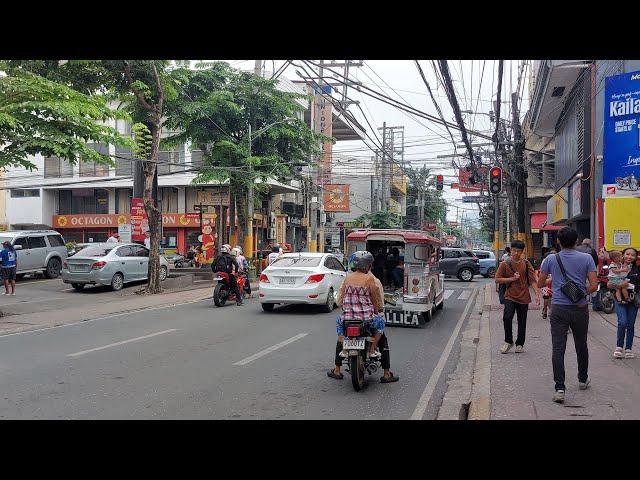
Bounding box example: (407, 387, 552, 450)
(346, 326, 361, 337)
(259, 273, 269, 283)
(305, 274, 325, 284)
(91, 261, 107, 270)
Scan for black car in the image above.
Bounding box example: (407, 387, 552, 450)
(439, 247, 480, 282)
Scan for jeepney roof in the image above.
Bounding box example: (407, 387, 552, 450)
(346, 229, 442, 245)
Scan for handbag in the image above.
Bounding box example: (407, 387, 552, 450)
(554, 254, 586, 304)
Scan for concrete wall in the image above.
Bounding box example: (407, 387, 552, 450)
(328, 174, 373, 224)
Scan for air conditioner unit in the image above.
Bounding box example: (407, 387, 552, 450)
(268, 228, 276, 239)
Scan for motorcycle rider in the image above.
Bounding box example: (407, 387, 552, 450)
(212, 244, 243, 306)
(327, 251, 399, 384)
(232, 246, 252, 298)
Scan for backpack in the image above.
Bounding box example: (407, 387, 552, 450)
(498, 259, 531, 304)
(213, 254, 232, 274)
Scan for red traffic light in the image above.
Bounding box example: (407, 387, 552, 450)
(436, 175, 443, 181)
(490, 167, 501, 177)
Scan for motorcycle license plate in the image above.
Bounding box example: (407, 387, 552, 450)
(343, 338, 365, 349)
(279, 278, 295, 285)
(214, 277, 223, 281)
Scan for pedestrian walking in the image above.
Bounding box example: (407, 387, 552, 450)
(495, 240, 540, 354)
(613, 248, 640, 359)
(144, 231, 151, 249)
(537, 227, 598, 404)
(107, 232, 120, 243)
(1, 241, 17, 296)
(501, 247, 511, 262)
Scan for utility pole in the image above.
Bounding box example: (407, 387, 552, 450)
(380, 122, 388, 212)
(512, 91, 526, 242)
(244, 60, 262, 259)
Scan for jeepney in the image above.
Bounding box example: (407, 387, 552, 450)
(346, 229, 445, 327)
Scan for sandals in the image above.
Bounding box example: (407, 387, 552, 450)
(380, 372, 399, 383)
(327, 369, 344, 380)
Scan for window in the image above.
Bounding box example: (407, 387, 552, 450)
(77, 245, 114, 257)
(44, 156, 73, 178)
(474, 251, 490, 259)
(116, 189, 132, 214)
(28, 237, 47, 249)
(13, 238, 29, 250)
(59, 189, 109, 214)
(463, 250, 474, 257)
(47, 235, 65, 247)
(191, 149, 204, 168)
(115, 145, 134, 176)
(133, 246, 149, 257)
(79, 143, 109, 177)
(10, 189, 40, 198)
(158, 147, 184, 175)
(443, 250, 460, 259)
(414, 245, 433, 261)
(115, 246, 133, 257)
(271, 257, 321, 267)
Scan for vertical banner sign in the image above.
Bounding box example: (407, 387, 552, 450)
(130, 198, 148, 242)
(313, 87, 333, 186)
(275, 214, 287, 245)
(199, 213, 217, 264)
(603, 70, 640, 198)
(323, 184, 350, 212)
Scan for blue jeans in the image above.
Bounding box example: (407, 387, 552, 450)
(615, 300, 639, 350)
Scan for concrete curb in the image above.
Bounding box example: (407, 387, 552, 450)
(467, 284, 492, 420)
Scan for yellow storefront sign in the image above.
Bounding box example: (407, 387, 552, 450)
(604, 198, 640, 250)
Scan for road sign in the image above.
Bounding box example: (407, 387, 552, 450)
(462, 195, 491, 203)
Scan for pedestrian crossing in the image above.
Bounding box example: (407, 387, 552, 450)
(443, 289, 475, 301)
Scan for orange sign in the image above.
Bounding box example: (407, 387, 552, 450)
(323, 184, 350, 212)
(53, 213, 217, 229)
(275, 214, 287, 245)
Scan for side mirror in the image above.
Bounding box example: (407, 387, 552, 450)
(13, 244, 22, 250)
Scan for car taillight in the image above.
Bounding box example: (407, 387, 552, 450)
(91, 261, 107, 270)
(259, 273, 269, 283)
(305, 274, 325, 284)
(346, 326, 361, 337)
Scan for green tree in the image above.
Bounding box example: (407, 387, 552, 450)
(404, 166, 447, 229)
(0, 70, 132, 170)
(163, 62, 324, 250)
(2, 60, 180, 294)
(353, 211, 401, 229)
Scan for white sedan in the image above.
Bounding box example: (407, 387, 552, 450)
(258, 253, 347, 312)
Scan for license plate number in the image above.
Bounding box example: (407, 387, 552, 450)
(279, 278, 295, 285)
(343, 338, 365, 349)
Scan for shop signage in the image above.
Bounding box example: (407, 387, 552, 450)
(604, 197, 640, 250)
(603, 70, 640, 198)
(569, 180, 582, 218)
(313, 92, 333, 186)
(118, 223, 132, 243)
(275, 214, 287, 245)
(196, 189, 230, 206)
(53, 213, 218, 229)
(546, 187, 568, 224)
(458, 167, 488, 192)
(323, 184, 350, 212)
(130, 197, 148, 242)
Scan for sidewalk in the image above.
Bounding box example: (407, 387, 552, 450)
(486, 285, 640, 419)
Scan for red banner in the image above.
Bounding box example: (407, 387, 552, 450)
(130, 198, 148, 242)
(458, 167, 488, 192)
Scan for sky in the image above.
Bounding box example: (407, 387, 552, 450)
(216, 60, 530, 228)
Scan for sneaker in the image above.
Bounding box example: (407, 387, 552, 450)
(625, 350, 636, 359)
(614, 347, 624, 359)
(1, 292, 8, 295)
(553, 390, 565, 403)
(500, 342, 514, 354)
(339, 350, 348, 358)
(542, 311, 547, 319)
(514, 345, 524, 353)
(9, 293, 15, 296)
(369, 350, 382, 359)
(578, 378, 591, 390)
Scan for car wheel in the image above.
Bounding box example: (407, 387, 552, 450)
(261, 303, 275, 312)
(487, 267, 497, 278)
(111, 273, 124, 291)
(159, 266, 168, 281)
(321, 288, 335, 313)
(71, 283, 85, 291)
(458, 268, 474, 282)
(45, 257, 62, 279)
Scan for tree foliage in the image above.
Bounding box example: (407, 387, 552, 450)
(353, 211, 402, 229)
(0, 70, 133, 170)
(404, 166, 447, 229)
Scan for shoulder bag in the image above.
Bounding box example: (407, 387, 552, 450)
(554, 253, 586, 303)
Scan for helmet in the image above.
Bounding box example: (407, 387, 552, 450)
(221, 245, 231, 254)
(234, 245, 243, 254)
(231, 247, 242, 257)
(348, 251, 374, 272)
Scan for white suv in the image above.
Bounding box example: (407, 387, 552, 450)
(0, 230, 68, 279)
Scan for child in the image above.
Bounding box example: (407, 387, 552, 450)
(541, 271, 552, 319)
(608, 250, 631, 303)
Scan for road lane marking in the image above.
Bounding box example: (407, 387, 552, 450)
(443, 290, 454, 300)
(410, 288, 478, 420)
(67, 329, 177, 357)
(458, 290, 471, 300)
(233, 333, 308, 366)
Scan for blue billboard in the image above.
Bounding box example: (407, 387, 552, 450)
(603, 70, 640, 197)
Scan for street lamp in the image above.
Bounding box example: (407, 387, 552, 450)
(245, 118, 296, 259)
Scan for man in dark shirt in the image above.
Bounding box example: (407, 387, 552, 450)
(576, 238, 599, 266)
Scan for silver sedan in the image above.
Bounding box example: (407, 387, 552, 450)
(61, 243, 169, 291)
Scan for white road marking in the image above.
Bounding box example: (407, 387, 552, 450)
(68, 329, 177, 357)
(233, 333, 308, 366)
(410, 288, 478, 420)
(458, 290, 471, 300)
(443, 290, 454, 300)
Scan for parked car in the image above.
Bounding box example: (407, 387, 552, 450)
(0, 230, 67, 279)
(61, 243, 169, 291)
(258, 253, 347, 312)
(473, 250, 497, 278)
(438, 247, 480, 282)
(68, 243, 91, 257)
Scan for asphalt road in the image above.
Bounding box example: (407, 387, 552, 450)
(0, 277, 490, 419)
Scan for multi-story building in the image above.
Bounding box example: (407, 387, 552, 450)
(527, 60, 640, 252)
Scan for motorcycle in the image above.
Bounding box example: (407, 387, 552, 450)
(596, 265, 636, 314)
(615, 174, 639, 191)
(212, 272, 248, 307)
(341, 319, 382, 391)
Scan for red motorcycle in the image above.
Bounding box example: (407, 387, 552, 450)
(213, 272, 248, 307)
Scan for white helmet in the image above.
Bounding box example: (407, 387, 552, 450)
(221, 245, 231, 254)
(234, 245, 243, 254)
(231, 247, 242, 257)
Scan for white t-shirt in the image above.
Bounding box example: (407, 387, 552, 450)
(107, 236, 119, 243)
(144, 238, 150, 249)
